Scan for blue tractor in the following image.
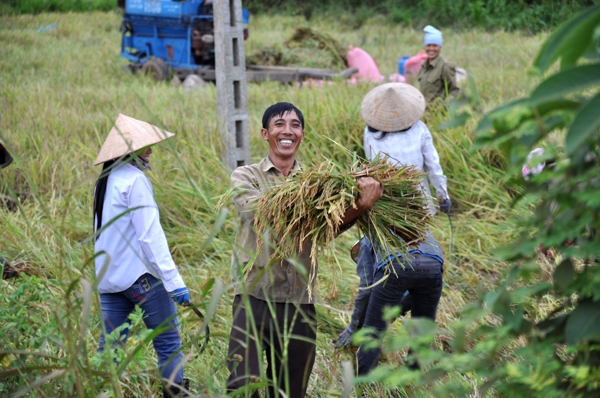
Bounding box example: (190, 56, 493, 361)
(120, 0, 248, 82)
(119, 0, 357, 83)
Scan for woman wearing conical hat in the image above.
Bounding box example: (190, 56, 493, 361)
(337, 83, 448, 376)
(93, 114, 190, 397)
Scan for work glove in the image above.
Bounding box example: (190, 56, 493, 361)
(169, 287, 190, 306)
(335, 325, 356, 349)
(439, 198, 451, 215)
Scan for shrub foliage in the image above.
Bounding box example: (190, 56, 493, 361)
(352, 4, 600, 397)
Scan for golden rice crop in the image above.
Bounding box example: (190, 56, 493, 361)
(254, 155, 433, 293)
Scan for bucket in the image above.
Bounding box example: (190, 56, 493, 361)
(398, 55, 410, 76)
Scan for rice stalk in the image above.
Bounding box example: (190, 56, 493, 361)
(254, 155, 432, 299)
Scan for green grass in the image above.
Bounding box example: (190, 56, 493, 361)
(0, 11, 553, 397)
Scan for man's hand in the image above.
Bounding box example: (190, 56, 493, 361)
(356, 177, 384, 211)
(335, 325, 356, 348)
(439, 198, 451, 215)
(169, 287, 191, 306)
(340, 177, 384, 227)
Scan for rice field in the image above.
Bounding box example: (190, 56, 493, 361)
(0, 10, 551, 397)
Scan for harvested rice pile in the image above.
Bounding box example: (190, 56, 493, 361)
(254, 156, 433, 281)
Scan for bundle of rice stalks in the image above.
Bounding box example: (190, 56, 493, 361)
(246, 45, 301, 66)
(254, 155, 432, 294)
(285, 27, 347, 69)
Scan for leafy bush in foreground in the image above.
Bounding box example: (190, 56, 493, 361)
(350, 4, 600, 397)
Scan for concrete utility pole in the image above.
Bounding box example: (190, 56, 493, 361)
(214, 0, 251, 170)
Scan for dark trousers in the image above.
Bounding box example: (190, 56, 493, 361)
(226, 295, 317, 398)
(357, 255, 443, 375)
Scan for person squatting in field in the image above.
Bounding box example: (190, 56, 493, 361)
(418, 25, 460, 105)
(93, 115, 191, 398)
(337, 83, 447, 374)
(225, 102, 384, 398)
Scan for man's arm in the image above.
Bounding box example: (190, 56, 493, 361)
(230, 166, 267, 224)
(339, 177, 384, 228)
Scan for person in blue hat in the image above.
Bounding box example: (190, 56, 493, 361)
(417, 25, 460, 104)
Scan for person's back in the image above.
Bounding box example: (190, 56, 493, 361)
(336, 83, 448, 369)
(361, 83, 450, 215)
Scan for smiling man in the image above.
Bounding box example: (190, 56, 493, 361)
(226, 102, 382, 398)
(417, 25, 460, 105)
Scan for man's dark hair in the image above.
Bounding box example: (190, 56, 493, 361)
(262, 102, 304, 129)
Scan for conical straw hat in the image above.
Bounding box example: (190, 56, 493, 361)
(360, 83, 426, 132)
(94, 114, 175, 165)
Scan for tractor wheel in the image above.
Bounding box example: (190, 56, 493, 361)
(141, 59, 169, 82)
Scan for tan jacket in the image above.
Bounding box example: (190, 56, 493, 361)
(417, 55, 459, 104)
(230, 157, 316, 304)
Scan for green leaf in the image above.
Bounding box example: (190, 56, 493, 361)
(449, 324, 466, 353)
(512, 282, 552, 302)
(535, 99, 582, 116)
(474, 98, 528, 136)
(438, 112, 470, 130)
(553, 259, 576, 291)
(537, 314, 568, 340)
(201, 277, 216, 297)
(565, 299, 600, 345)
(423, 368, 445, 383)
(530, 64, 600, 107)
(489, 288, 512, 315)
(565, 91, 600, 154)
(534, 3, 600, 72)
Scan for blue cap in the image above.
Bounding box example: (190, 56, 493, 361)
(423, 25, 442, 46)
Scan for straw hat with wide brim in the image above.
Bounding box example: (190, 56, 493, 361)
(94, 114, 175, 165)
(360, 83, 426, 132)
(0, 143, 13, 169)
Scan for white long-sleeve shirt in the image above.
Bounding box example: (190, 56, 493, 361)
(94, 162, 185, 293)
(363, 121, 449, 215)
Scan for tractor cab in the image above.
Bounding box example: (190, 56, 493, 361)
(121, 0, 248, 81)
(120, 1, 357, 84)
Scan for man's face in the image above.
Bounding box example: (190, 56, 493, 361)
(425, 44, 441, 61)
(261, 110, 304, 161)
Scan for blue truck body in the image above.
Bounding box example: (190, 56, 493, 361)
(121, 0, 248, 73)
(119, 1, 353, 83)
